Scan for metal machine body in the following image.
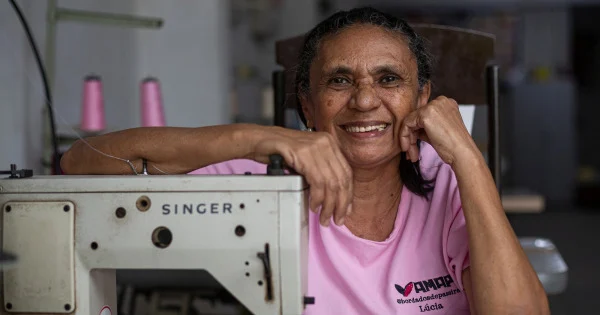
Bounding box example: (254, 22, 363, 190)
(0, 172, 310, 315)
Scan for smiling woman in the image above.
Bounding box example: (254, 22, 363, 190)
(60, 6, 550, 315)
(296, 17, 434, 199)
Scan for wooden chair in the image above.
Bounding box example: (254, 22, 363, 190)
(272, 24, 501, 191)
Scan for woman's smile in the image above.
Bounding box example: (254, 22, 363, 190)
(339, 121, 391, 139)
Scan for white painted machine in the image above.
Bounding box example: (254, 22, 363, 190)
(0, 158, 312, 315)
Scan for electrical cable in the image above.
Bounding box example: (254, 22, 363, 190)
(9, 0, 61, 175)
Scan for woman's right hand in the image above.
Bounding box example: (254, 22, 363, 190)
(248, 126, 353, 227)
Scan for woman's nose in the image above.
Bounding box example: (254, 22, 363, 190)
(349, 85, 382, 111)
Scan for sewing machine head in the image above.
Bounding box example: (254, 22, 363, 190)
(0, 162, 311, 314)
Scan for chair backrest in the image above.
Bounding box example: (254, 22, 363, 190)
(273, 24, 500, 190)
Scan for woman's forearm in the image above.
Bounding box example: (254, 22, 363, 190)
(61, 124, 263, 175)
(452, 152, 549, 314)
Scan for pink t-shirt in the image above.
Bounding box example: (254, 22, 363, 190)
(190, 142, 471, 314)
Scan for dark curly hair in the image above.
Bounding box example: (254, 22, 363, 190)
(295, 7, 435, 198)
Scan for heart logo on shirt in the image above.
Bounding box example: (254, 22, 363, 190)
(395, 282, 414, 297)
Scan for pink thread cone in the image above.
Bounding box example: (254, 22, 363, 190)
(140, 77, 166, 127)
(80, 75, 106, 132)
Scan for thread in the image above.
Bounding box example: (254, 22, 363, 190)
(140, 77, 166, 127)
(50, 83, 172, 174)
(2, 31, 171, 175)
(80, 75, 106, 132)
(58, 109, 172, 175)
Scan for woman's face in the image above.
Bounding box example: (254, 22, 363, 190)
(301, 24, 430, 168)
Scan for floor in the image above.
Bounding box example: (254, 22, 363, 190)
(509, 208, 600, 315)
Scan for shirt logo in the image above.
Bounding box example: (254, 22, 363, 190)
(395, 274, 455, 296)
(394, 282, 414, 297)
(395, 273, 462, 311)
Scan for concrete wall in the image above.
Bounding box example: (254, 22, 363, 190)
(230, 0, 318, 124)
(0, 0, 230, 173)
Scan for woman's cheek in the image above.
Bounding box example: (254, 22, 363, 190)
(316, 94, 350, 118)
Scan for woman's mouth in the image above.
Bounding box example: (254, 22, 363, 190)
(341, 122, 391, 138)
(344, 124, 388, 133)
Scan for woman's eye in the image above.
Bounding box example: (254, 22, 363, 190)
(330, 77, 350, 84)
(381, 75, 398, 84)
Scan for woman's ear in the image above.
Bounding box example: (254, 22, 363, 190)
(300, 93, 315, 128)
(417, 81, 432, 108)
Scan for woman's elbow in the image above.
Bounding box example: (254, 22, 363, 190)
(508, 292, 550, 315)
(531, 291, 551, 315)
(531, 278, 551, 315)
(60, 141, 81, 174)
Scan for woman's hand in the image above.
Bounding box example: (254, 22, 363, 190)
(248, 127, 353, 227)
(399, 96, 480, 166)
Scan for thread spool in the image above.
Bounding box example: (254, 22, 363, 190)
(80, 75, 106, 132)
(140, 77, 166, 127)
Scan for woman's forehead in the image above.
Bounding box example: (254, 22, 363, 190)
(315, 24, 416, 74)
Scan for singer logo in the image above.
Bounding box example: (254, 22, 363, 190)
(162, 203, 233, 215)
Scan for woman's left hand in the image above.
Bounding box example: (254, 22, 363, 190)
(399, 96, 479, 166)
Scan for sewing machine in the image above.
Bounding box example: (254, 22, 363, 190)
(0, 157, 312, 314)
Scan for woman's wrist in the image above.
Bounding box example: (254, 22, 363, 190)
(231, 123, 270, 160)
(450, 145, 487, 174)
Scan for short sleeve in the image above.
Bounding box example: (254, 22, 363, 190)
(443, 171, 471, 291)
(188, 159, 267, 175)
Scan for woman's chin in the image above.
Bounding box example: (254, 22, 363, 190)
(344, 149, 401, 170)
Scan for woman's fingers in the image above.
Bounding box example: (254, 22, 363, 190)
(319, 189, 336, 226)
(400, 111, 423, 162)
(254, 129, 353, 227)
(326, 148, 351, 226)
(402, 96, 480, 165)
(331, 140, 353, 224)
(301, 154, 325, 215)
(317, 135, 352, 226)
(304, 134, 352, 227)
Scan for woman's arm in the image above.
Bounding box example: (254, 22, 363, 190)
(61, 124, 260, 175)
(454, 152, 549, 315)
(60, 123, 354, 226)
(400, 96, 549, 314)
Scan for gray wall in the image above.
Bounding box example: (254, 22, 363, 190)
(230, 0, 318, 123)
(0, 0, 230, 173)
(509, 82, 577, 204)
(507, 9, 576, 205)
(0, 1, 31, 173)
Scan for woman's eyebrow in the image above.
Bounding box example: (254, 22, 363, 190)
(321, 64, 409, 78)
(322, 66, 353, 77)
(369, 64, 405, 75)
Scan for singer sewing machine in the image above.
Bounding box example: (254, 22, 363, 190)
(0, 158, 312, 314)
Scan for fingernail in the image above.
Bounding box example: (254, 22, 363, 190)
(336, 217, 345, 226)
(347, 204, 353, 216)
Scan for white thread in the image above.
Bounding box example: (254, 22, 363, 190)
(55, 105, 174, 175)
(55, 105, 175, 175)
(53, 112, 143, 175)
(152, 165, 170, 175)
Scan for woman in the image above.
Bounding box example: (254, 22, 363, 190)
(61, 7, 549, 315)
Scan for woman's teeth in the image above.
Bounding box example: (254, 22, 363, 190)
(344, 124, 387, 133)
